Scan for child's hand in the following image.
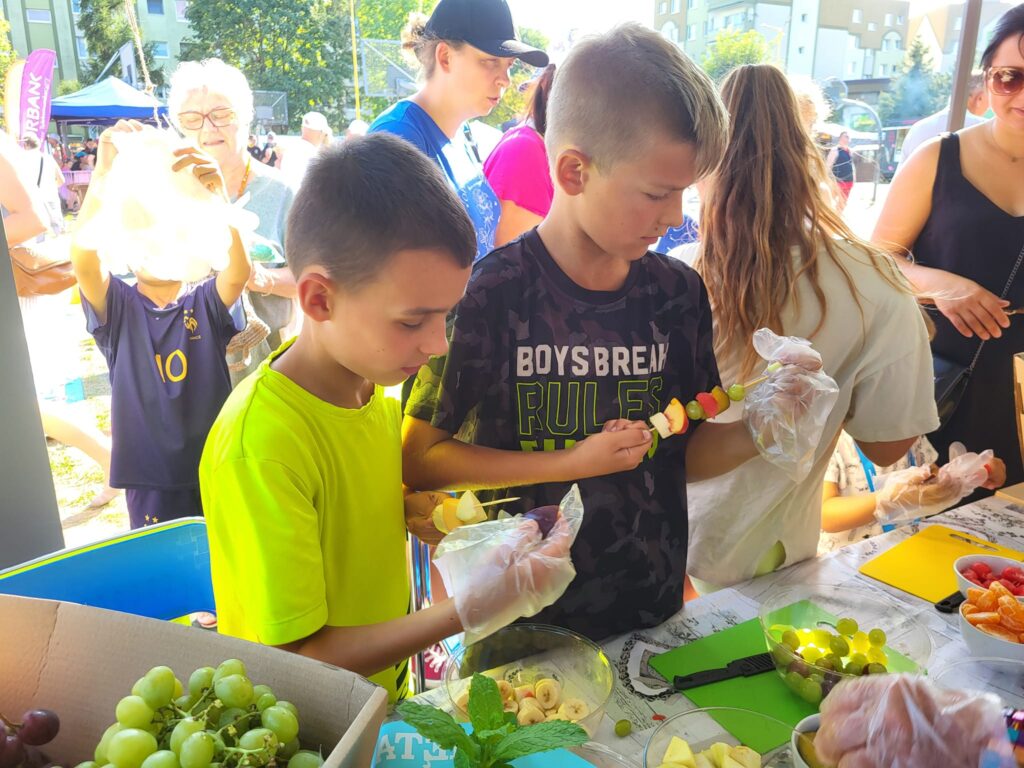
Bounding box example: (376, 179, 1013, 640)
(171, 146, 228, 200)
(983, 457, 1007, 490)
(568, 426, 651, 478)
(403, 490, 450, 546)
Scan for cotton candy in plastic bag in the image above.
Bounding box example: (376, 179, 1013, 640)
(76, 128, 257, 282)
(433, 485, 584, 645)
(741, 329, 840, 481)
(875, 441, 992, 526)
(815, 674, 1016, 768)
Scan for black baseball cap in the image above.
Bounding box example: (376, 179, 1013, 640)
(426, 0, 549, 68)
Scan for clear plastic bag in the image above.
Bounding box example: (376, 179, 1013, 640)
(741, 329, 841, 482)
(816, 674, 1015, 768)
(433, 485, 584, 645)
(76, 128, 257, 282)
(875, 442, 992, 526)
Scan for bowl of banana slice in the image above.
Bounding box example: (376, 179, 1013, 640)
(444, 623, 615, 737)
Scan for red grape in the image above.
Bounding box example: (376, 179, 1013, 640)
(19, 711, 59, 747)
(0, 734, 25, 768)
(523, 505, 559, 538)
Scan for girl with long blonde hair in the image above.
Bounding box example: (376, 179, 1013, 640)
(684, 65, 938, 591)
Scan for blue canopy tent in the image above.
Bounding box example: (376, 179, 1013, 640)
(49, 77, 168, 126)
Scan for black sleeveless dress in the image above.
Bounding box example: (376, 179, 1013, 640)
(913, 134, 1024, 485)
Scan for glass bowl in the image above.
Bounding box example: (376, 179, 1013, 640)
(569, 743, 638, 767)
(933, 657, 1024, 707)
(443, 623, 615, 737)
(758, 585, 933, 706)
(642, 707, 796, 768)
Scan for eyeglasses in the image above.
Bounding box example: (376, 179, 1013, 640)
(987, 66, 1024, 96)
(176, 107, 237, 131)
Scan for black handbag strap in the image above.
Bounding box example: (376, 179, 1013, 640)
(965, 238, 1024, 372)
(36, 156, 44, 187)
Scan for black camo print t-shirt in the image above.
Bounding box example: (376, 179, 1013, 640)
(406, 229, 720, 640)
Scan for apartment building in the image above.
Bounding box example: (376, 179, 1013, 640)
(2, 0, 189, 85)
(908, 0, 1010, 75)
(654, 0, 910, 83)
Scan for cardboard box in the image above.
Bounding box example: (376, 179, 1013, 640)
(0, 595, 387, 768)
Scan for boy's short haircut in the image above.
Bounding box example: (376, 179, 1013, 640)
(285, 133, 477, 287)
(545, 23, 727, 177)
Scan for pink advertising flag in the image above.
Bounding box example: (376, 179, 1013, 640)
(19, 49, 57, 144)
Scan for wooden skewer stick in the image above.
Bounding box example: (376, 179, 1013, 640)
(478, 497, 520, 508)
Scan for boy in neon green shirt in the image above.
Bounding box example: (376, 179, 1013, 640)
(200, 134, 579, 702)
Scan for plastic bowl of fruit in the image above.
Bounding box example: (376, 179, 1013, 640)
(642, 707, 795, 768)
(758, 585, 933, 706)
(933, 657, 1024, 707)
(958, 581, 1024, 661)
(954, 555, 1024, 599)
(444, 624, 614, 737)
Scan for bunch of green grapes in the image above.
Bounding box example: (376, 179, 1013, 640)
(74, 660, 324, 768)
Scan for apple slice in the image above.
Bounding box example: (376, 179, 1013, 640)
(664, 398, 689, 434)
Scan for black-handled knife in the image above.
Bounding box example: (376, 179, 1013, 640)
(673, 652, 775, 690)
(935, 590, 966, 614)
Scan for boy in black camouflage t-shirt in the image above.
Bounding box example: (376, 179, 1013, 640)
(405, 26, 760, 639)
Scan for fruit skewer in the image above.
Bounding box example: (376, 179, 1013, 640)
(649, 362, 783, 439)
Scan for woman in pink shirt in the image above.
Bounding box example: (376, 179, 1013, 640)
(484, 64, 556, 246)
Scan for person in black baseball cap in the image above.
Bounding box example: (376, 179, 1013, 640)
(368, 0, 550, 263)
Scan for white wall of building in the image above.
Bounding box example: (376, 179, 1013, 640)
(784, 0, 820, 77)
(814, 26, 851, 81)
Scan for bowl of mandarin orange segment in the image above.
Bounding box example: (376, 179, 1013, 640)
(959, 575, 1024, 661)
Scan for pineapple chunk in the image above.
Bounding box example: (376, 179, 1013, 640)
(707, 743, 731, 768)
(694, 755, 714, 768)
(728, 745, 761, 768)
(662, 736, 697, 768)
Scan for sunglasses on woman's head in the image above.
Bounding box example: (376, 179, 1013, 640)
(987, 66, 1024, 95)
(176, 107, 237, 131)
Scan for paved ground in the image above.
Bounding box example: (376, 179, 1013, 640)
(35, 181, 892, 551)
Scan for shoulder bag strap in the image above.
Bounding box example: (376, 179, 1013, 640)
(966, 238, 1024, 372)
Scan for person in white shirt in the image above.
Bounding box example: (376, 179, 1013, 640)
(19, 134, 65, 234)
(682, 65, 939, 592)
(278, 111, 330, 187)
(899, 72, 989, 161)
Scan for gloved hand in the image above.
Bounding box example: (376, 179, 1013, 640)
(875, 442, 994, 526)
(434, 485, 584, 645)
(816, 674, 1013, 768)
(741, 329, 840, 481)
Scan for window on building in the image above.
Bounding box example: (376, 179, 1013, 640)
(885, 13, 893, 26)
(798, 45, 805, 54)
(880, 63, 887, 75)
(659, 1, 667, 14)
(661, 20, 679, 43)
(152, 41, 169, 57)
(868, 22, 876, 31)
(687, 24, 697, 41)
(671, 0, 681, 12)
(687, 0, 696, 8)
(76, 35, 88, 58)
(954, 16, 962, 31)
(852, 9, 862, 23)
(174, 0, 187, 20)
(147, 0, 164, 13)
(26, 9, 53, 22)
(897, 14, 904, 24)
(801, 13, 808, 22)
(71, 0, 82, 13)
(849, 60, 857, 75)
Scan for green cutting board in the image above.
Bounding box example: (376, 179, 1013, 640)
(650, 618, 815, 754)
(650, 603, 919, 754)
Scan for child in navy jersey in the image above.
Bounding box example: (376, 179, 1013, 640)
(71, 120, 251, 528)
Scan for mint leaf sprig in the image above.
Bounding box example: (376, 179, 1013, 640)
(397, 673, 589, 768)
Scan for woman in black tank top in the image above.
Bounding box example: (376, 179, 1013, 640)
(873, 7, 1024, 488)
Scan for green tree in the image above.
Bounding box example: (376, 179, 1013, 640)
(356, 0, 420, 39)
(78, 0, 164, 86)
(878, 37, 951, 124)
(57, 79, 82, 96)
(184, 0, 350, 132)
(701, 28, 770, 82)
(0, 10, 16, 91)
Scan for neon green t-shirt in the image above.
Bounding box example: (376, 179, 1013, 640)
(199, 339, 411, 701)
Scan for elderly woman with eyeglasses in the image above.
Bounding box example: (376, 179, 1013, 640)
(168, 59, 297, 384)
(873, 4, 1024, 489)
